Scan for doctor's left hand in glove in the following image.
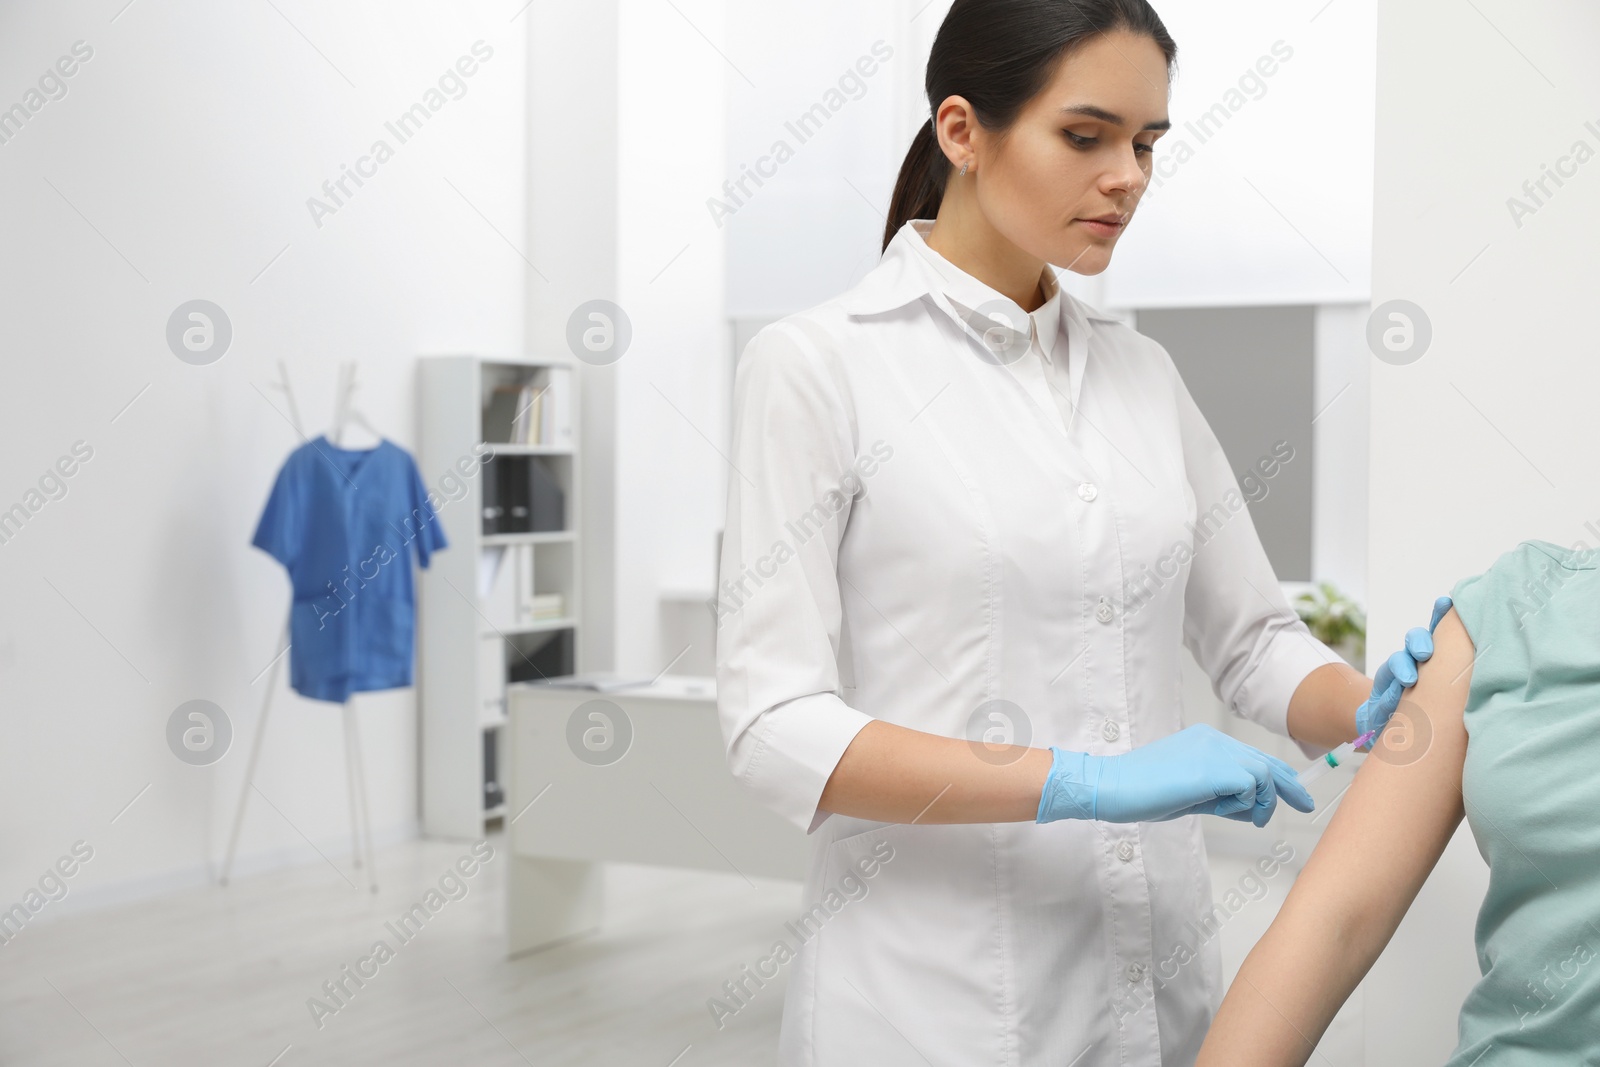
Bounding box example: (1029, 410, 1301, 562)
(1353, 595, 1453, 747)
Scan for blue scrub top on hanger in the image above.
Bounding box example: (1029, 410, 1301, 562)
(252, 435, 447, 703)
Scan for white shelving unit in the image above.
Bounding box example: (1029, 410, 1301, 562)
(419, 355, 581, 839)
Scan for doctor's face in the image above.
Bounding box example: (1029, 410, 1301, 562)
(974, 29, 1170, 276)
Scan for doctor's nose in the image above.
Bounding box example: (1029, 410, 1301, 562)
(1102, 150, 1147, 212)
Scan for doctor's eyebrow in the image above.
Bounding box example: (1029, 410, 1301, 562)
(1058, 104, 1171, 132)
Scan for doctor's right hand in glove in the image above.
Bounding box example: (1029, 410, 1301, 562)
(1035, 723, 1314, 828)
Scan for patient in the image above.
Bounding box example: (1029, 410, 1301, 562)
(1196, 539, 1600, 1066)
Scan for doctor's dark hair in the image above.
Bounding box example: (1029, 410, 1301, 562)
(884, 0, 1178, 252)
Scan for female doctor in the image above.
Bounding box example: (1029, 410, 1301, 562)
(715, 1, 1446, 1063)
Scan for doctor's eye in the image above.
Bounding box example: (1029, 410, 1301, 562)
(1063, 131, 1154, 156)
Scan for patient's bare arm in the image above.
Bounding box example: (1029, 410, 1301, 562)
(1195, 607, 1475, 1066)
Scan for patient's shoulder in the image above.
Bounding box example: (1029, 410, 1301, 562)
(1448, 539, 1600, 647)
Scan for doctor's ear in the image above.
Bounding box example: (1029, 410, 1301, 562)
(932, 95, 982, 174)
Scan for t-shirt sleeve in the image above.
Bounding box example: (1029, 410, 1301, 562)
(1447, 540, 1593, 688)
(406, 458, 447, 568)
(1448, 565, 1492, 651)
(1448, 541, 1559, 652)
(1445, 542, 1552, 720)
(251, 457, 301, 569)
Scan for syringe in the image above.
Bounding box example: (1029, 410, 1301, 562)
(1296, 729, 1378, 787)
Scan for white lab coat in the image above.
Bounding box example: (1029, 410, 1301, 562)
(715, 219, 1342, 1066)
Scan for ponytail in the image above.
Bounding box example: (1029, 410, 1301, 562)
(883, 119, 949, 253)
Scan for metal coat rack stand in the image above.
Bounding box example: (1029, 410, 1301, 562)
(220, 359, 380, 893)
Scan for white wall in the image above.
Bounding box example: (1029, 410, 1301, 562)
(1363, 0, 1600, 1062)
(724, 1, 924, 319)
(524, 0, 619, 676)
(0, 0, 528, 908)
(1104, 0, 1376, 308)
(634, 0, 914, 675)
(611, 0, 728, 677)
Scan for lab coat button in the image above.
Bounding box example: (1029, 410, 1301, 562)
(1094, 597, 1114, 624)
(1125, 962, 1146, 982)
(1102, 720, 1120, 742)
(1117, 841, 1135, 862)
(1078, 482, 1098, 501)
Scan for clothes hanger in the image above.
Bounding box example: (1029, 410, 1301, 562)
(330, 360, 385, 449)
(263, 359, 305, 438)
(222, 359, 381, 893)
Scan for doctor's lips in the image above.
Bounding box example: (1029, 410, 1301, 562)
(1075, 212, 1127, 237)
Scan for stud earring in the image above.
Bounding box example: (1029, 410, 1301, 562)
(959, 161, 970, 177)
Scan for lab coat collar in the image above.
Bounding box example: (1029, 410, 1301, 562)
(838, 219, 1122, 346)
(906, 221, 1064, 365)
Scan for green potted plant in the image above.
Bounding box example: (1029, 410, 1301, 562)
(1294, 581, 1365, 668)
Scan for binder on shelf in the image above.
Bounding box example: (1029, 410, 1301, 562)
(480, 426, 523, 535)
(483, 454, 534, 534)
(481, 369, 571, 448)
(512, 386, 541, 445)
(528, 458, 565, 532)
(483, 730, 503, 810)
(542, 367, 573, 447)
(507, 629, 574, 682)
(481, 462, 505, 535)
(483, 385, 524, 445)
(484, 455, 564, 536)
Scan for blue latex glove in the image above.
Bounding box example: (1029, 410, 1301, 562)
(1035, 723, 1315, 828)
(1354, 595, 1453, 746)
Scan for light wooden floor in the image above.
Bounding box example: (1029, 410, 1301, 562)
(0, 832, 1361, 1066)
(0, 831, 797, 1066)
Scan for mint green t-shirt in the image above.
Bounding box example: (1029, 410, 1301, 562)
(1444, 539, 1600, 1065)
